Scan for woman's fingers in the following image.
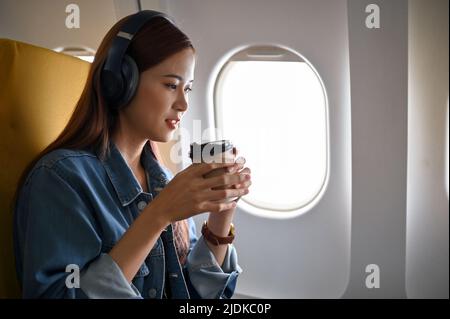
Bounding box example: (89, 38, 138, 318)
(230, 167, 251, 188)
(201, 187, 249, 201)
(235, 156, 246, 165)
(226, 157, 246, 173)
(237, 167, 251, 175)
(192, 161, 235, 176)
(233, 180, 252, 190)
(201, 171, 250, 189)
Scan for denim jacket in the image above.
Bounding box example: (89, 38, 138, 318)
(13, 141, 242, 299)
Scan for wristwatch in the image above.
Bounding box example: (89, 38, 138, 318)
(201, 221, 235, 246)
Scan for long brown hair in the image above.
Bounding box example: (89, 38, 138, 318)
(14, 13, 194, 265)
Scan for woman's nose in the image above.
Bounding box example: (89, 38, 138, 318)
(175, 93, 189, 111)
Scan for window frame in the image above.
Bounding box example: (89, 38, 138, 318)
(212, 44, 331, 219)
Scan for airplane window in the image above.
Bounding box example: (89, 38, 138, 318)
(54, 46, 95, 63)
(214, 45, 329, 218)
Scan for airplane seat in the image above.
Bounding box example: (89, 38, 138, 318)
(0, 38, 90, 298)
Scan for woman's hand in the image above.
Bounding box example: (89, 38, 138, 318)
(149, 161, 250, 224)
(206, 155, 251, 228)
(205, 148, 252, 266)
(228, 154, 252, 198)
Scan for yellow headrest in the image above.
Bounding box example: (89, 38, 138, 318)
(0, 38, 91, 298)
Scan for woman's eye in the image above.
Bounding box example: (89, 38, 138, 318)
(165, 84, 192, 93)
(166, 84, 177, 90)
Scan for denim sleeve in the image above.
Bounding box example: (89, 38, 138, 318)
(15, 166, 135, 298)
(184, 217, 243, 299)
(80, 253, 142, 299)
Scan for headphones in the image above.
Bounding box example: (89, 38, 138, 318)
(100, 10, 176, 110)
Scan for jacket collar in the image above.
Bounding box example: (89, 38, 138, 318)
(102, 140, 169, 206)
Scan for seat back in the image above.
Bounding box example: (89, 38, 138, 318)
(0, 39, 90, 298)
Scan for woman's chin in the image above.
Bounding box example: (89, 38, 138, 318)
(150, 133, 174, 143)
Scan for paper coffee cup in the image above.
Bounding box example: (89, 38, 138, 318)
(189, 140, 239, 203)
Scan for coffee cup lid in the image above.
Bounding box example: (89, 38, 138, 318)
(189, 140, 233, 160)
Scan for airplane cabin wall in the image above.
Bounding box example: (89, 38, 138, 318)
(0, 0, 139, 52)
(343, 0, 408, 298)
(406, 0, 449, 299)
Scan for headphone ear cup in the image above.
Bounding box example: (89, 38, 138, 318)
(115, 54, 139, 110)
(101, 66, 123, 105)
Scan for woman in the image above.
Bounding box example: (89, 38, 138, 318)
(13, 10, 251, 299)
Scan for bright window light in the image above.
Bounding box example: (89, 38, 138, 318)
(214, 48, 329, 218)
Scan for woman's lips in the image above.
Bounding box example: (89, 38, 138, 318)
(165, 119, 179, 129)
